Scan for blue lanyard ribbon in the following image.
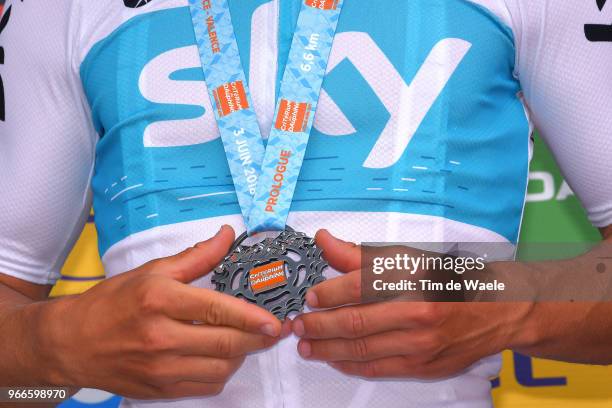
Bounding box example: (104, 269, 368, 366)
(188, 0, 344, 234)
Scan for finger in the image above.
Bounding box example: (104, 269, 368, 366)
(315, 229, 361, 273)
(280, 318, 293, 339)
(328, 357, 412, 379)
(156, 381, 227, 399)
(157, 225, 235, 283)
(169, 323, 280, 358)
(293, 303, 431, 339)
(298, 330, 430, 362)
(164, 281, 282, 336)
(328, 355, 465, 380)
(306, 270, 361, 308)
(153, 356, 244, 384)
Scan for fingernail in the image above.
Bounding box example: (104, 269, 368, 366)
(215, 225, 226, 236)
(298, 340, 312, 358)
(260, 323, 279, 337)
(306, 291, 319, 308)
(293, 319, 305, 337)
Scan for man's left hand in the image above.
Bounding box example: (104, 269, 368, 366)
(291, 230, 533, 380)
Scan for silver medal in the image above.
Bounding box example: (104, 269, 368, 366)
(213, 227, 327, 320)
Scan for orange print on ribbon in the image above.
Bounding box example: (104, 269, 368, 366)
(213, 81, 249, 117)
(274, 99, 312, 133)
(305, 0, 339, 11)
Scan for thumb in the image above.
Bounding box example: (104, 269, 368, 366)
(315, 229, 361, 273)
(158, 225, 236, 283)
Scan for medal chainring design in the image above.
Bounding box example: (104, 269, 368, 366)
(213, 228, 327, 320)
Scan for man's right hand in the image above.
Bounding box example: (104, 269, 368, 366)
(32, 225, 283, 399)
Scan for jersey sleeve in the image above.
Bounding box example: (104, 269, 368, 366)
(0, 0, 96, 284)
(508, 0, 612, 229)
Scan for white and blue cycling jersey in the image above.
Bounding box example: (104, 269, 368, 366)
(1, 1, 611, 407)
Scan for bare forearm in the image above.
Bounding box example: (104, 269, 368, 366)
(496, 238, 612, 364)
(511, 302, 612, 365)
(0, 284, 63, 386)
